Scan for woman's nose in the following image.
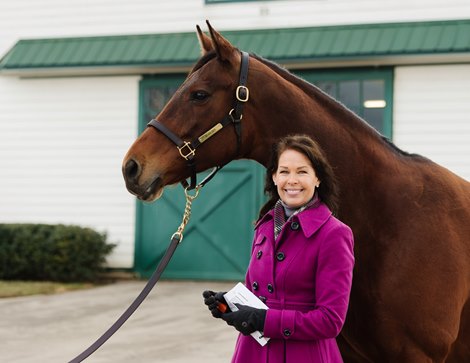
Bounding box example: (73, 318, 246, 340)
(287, 175, 298, 184)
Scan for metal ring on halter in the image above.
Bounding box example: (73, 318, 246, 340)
(229, 108, 243, 121)
(185, 185, 201, 199)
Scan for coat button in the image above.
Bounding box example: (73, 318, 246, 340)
(291, 221, 300, 230)
(256, 250, 262, 259)
(276, 252, 285, 261)
(283, 329, 291, 337)
(252, 281, 259, 290)
(267, 284, 274, 293)
(259, 296, 267, 303)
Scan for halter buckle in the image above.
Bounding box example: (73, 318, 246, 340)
(178, 142, 196, 160)
(236, 86, 249, 102)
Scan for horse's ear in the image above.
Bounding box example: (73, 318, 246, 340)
(206, 20, 237, 63)
(196, 25, 213, 55)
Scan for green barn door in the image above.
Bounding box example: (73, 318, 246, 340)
(135, 76, 265, 280)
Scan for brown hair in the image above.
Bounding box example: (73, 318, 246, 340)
(258, 135, 339, 219)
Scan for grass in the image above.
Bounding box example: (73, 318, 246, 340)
(0, 280, 95, 298)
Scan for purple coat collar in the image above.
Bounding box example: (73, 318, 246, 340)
(255, 202, 332, 238)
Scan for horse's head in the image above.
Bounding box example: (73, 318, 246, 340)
(122, 22, 252, 201)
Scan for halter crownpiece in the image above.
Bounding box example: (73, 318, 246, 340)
(147, 51, 250, 190)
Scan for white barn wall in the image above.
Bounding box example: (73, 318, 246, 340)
(394, 65, 470, 181)
(1, 1, 470, 269)
(0, 76, 139, 267)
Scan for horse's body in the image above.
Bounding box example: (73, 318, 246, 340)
(122, 23, 470, 362)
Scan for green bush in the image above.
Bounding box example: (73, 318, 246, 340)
(0, 224, 115, 282)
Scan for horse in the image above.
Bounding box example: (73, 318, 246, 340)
(122, 22, 470, 362)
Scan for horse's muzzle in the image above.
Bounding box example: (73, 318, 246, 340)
(122, 158, 163, 201)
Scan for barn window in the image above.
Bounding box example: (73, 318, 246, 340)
(295, 68, 393, 138)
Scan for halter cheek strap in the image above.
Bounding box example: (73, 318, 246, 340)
(147, 51, 250, 190)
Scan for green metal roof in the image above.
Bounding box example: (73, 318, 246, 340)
(1, 19, 470, 76)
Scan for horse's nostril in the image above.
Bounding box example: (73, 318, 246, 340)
(124, 158, 140, 181)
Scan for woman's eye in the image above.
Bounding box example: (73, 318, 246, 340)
(191, 90, 209, 101)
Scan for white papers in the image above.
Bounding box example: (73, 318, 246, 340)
(224, 282, 270, 346)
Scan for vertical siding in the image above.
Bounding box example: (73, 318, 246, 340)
(394, 65, 470, 181)
(0, 76, 139, 268)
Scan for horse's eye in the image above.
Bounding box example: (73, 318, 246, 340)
(191, 90, 209, 102)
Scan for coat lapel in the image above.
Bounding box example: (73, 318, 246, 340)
(296, 203, 332, 238)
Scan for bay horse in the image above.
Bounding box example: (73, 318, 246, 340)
(122, 22, 470, 362)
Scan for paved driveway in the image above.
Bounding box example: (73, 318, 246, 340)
(0, 280, 238, 363)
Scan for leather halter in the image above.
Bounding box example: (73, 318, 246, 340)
(147, 51, 250, 190)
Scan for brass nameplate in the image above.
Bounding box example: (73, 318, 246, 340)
(198, 123, 223, 143)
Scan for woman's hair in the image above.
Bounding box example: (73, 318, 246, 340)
(258, 134, 339, 219)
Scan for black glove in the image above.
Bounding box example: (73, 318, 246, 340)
(221, 303, 267, 336)
(202, 290, 228, 318)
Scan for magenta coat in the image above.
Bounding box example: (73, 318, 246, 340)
(231, 203, 354, 363)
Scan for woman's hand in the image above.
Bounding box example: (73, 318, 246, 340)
(202, 290, 228, 318)
(221, 303, 266, 336)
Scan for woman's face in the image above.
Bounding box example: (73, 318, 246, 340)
(272, 149, 320, 208)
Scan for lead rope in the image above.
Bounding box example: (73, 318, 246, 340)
(68, 186, 201, 363)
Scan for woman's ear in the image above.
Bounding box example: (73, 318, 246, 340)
(272, 173, 277, 186)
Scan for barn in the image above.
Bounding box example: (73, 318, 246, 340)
(1, 0, 469, 279)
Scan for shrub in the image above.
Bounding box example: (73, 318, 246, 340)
(0, 224, 115, 282)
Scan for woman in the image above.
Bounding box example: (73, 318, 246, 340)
(203, 135, 354, 362)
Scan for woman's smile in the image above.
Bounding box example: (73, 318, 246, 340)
(285, 188, 303, 195)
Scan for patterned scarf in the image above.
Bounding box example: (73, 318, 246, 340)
(273, 193, 320, 241)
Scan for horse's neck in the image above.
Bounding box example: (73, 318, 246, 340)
(247, 70, 391, 178)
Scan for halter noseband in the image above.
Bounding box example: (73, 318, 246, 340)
(147, 51, 250, 190)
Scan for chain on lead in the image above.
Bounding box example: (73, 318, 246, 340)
(171, 186, 201, 243)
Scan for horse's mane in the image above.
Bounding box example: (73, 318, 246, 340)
(190, 51, 217, 74)
(251, 54, 425, 160)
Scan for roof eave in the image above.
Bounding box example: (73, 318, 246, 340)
(284, 53, 470, 70)
(0, 63, 195, 78)
(2, 53, 470, 78)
